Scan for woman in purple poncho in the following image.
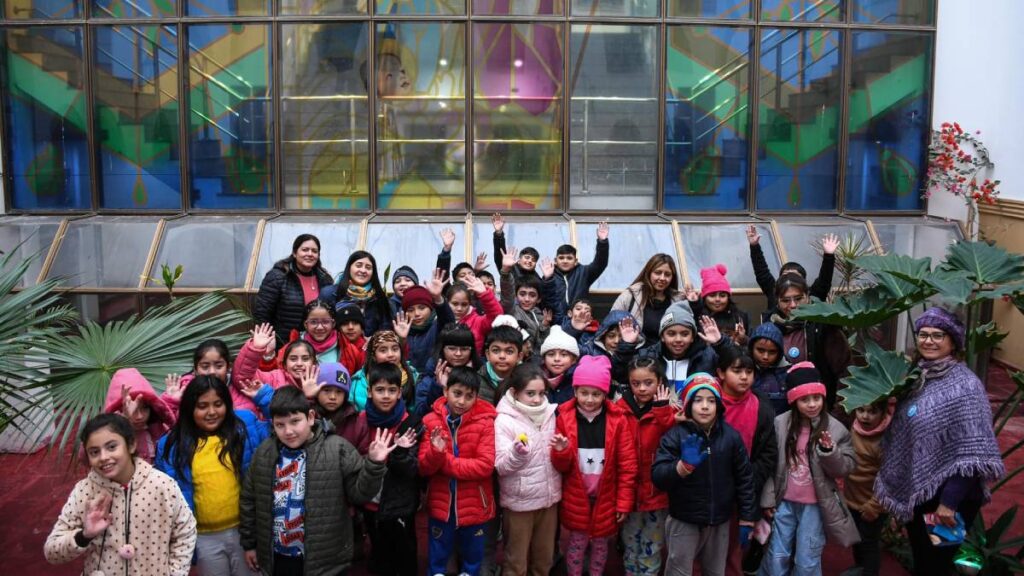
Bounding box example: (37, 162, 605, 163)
(875, 307, 1005, 575)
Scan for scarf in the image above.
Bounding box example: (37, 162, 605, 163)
(409, 311, 437, 333)
(910, 355, 959, 392)
(505, 390, 552, 428)
(302, 330, 339, 355)
(366, 398, 406, 430)
(346, 283, 376, 303)
(722, 388, 760, 453)
(852, 398, 896, 438)
(484, 363, 504, 390)
(876, 359, 1005, 522)
(620, 387, 653, 418)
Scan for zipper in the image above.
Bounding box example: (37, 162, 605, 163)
(833, 489, 850, 519)
(704, 428, 714, 526)
(479, 486, 489, 510)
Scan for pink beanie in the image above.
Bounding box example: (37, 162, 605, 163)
(572, 355, 611, 394)
(700, 264, 732, 297)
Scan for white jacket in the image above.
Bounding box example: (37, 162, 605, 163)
(494, 392, 562, 512)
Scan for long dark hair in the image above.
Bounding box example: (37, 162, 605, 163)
(774, 274, 809, 318)
(161, 375, 245, 481)
(337, 250, 391, 322)
(785, 399, 830, 469)
(192, 339, 230, 371)
(279, 234, 332, 282)
(628, 253, 680, 307)
(433, 324, 481, 370)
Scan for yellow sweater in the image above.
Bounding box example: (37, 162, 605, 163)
(192, 436, 241, 533)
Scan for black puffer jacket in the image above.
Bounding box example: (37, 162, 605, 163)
(253, 259, 333, 345)
(239, 424, 386, 576)
(748, 390, 779, 504)
(369, 413, 423, 521)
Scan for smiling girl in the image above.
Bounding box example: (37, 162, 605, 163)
(349, 330, 419, 412)
(232, 323, 317, 415)
(688, 264, 750, 347)
(322, 250, 394, 339)
(611, 253, 685, 346)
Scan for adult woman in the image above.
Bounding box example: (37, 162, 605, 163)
(769, 274, 850, 409)
(253, 234, 333, 346)
(875, 308, 1004, 576)
(611, 253, 686, 345)
(321, 250, 393, 338)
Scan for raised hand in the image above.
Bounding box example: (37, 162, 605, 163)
(817, 430, 834, 451)
(542, 309, 553, 328)
(654, 385, 672, 403)
(597, 221, 609, 241)
(569, 306, 591, 331)
(300, 365, 321, 399)
(426, 269, 447, 302)
(697, 316, 722, 345)
(746, 224, 761, 246)
(82, 492, 113, 539)
(822, 233, 840, 255)
(491, 212, 505, 233)
(435, 360, 450, 390)
(618, 317, 639, 345)
(395, 428, 418, 449)
(440, 227, 456, 251)
(238, 378, 264, 399)
(120, 385, 139, 422)
(679, 433, 708, 469)
(550, 433, 569, 452)
(430, 427, 447, 453)
(367, 427, 400, 463)
(463, 275, 487, 295)
(163, 374, 183, 403)
(684, 284, 699, 302)
(540, 257, 555, 279)
(250, 323, 276, 351)
(394, 310, 411, 339)
(474, 251, 489, 272)
(500, 247, 518, 273)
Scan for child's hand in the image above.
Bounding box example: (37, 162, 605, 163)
(121, 385, 141, 423)
(542, 309, 553, 328)
(733, 323, 747, 345)
(615, 512, 627, 523)
(368, 427, 400, 463)
(597, 221, 609, 241)
(817, 430, 834, 451)
(435, 360, 450, 390)
(491, 212, 505, 233)
(679, 433, 708, 469)
(739, 521, 755, 549)
(163, 374, 183, 402)
(300, 366, 321, 399)
(395, 428, 418, 449)
(426, 269, 447, 302)
(463, 275, 487, 295)
(654, 385, 672, 403)
(394, 310, 411, 340)
(764, 507, 775, 520)
(440, 227, 456, 251)
(746, 224, 761, 246)
(250, 323, 276, 351)
(540, 258, 555, 279)
(430, 427, 447, 453)
(684, 284, 699, 302)
(618, 317, 639, 344)
(513, 438, 530, 455)
(821, 233, 840, 255)
(569, 308, 590, 331)
(474, 252, 489, 272)
(697, 316, 722, 345)
(83, 492, 113, 539)
(500, 247, 518, 273)
(244, 549, 259, 572)
(550, 433, 569, 452)
(238, 378, 263, 400)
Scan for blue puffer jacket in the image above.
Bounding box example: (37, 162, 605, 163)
(414, 359, 443, 419)
(404, 304, 456, 375)
(748, 323, 790, 414)
(541, 239, 609, 323)
(154, 409, 269, 513)
(320, 284, 394, 338)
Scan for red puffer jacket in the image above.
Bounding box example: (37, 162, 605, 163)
(419, 396, 497, 527)
(616, 396, 675, 512)
(551, 399, 638, 538)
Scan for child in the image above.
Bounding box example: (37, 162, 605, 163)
(541, 221, 610, 323)
(414, 324, 480, 418)
(156, 375, 269, 576)
(761, 362, 859, 576)
(336, 303, 368, 375)
(560, 297, 600, 342)
(448, 275, 504, 355)
(540, 325, 580, 405)
(349, 330, 419, 412)
(491, 212, 541, 284)
(104, 368, 175, 463)
(45, 413, 196, 575)
(276, 300, 343, 366)
(358, 364, 422, 576)
(163, 338, 233, 414)
(419, 367, 498, 576)
(388, 266, 419, 316)
(617, 357, 675, 576)
(651, 374, 757, 576)
(396, 271, 454, 374)
(479, 325, 525, 405)
(747, 226, 839, 319)
(715, 347, 779, 575)
(478, 270, 497, 293)
(550, 355, 637, 576)
(748, 323, 789, 415)
(843, 398, 894, 576)
(231, 323, 317, 414)
(582, 310, 641, 388)
(499, 249, 551, 345)
(239, 387, 393, 576)
(494, 363, 562, 576)
(688, 264, 750, 347)
(307, 362, 364, 448)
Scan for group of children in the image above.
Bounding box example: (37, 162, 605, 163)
(47, 218, 897, 576)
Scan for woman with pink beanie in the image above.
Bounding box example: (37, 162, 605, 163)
(687, 264, 751, 347)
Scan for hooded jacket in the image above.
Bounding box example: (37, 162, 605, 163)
(499, 270, 550, 345)
(494, 392, 562, 512)
(254, 259, 333, 346)
(610, 283, 686, 335)
(617, 390, 675, 512)
(404, 302, 456, 375)
(748, 323, 791, 415)
(541, 238, 610, 323)
(45, 459, 196, 576)
(231, 339, 302, 415)
(614, 335, 733, 393)
(104, 368, 177, 463)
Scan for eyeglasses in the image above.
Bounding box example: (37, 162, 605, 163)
(306, 319, 335, 327)
(916, 331, 947, 343)
(778, 296, 806, 305)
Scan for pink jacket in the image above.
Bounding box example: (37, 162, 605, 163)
(230, 339, 300, 414)
(104, 368, 176, 463)
(458, 288, 504, 354)
(494, 392, 562, 512)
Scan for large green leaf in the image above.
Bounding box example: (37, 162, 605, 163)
(923, 269, 976, 305)
(941, 240, 1024, 285)
(856, 253, 934, 299)
(970, 321, 1009, 356)
(791, 286, 915, 328)
(839, 340, 915, 412)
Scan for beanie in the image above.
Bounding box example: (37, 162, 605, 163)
(700, 263, 732, 297)
(748, 323, 784, 354)
(317, 362, 351, 393)
(492, 314, 530, 341)
(335, 304, 365, 327)
(659, 301, 696, 335)
(572, 355, 611, 394)
(401, 285, 435, 311)
(785, 361, 827, 404)
(391, 265, 419, 289)
(540, 325, 580, 357)
(914, 307, 965, 351)
(680, 372, 723, 406)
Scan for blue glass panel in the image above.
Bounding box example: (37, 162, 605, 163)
(761, 0, 842, 21)
(668, 0, 751, 19)
(93, 0, 175, 18)
(186, 0, 268, 16)
(376, 0, 464, 15)
(851, 0, 934, 25)
(3, 0, 82, 19)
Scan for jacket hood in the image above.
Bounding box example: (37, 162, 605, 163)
(748, 322, 784, 352)
(104, 368, 175, 428)
(596, 310, 637, 341)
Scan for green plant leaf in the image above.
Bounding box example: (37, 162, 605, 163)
(970, 321, 1008, 356)
(856, 253, 934, 298)
(941, 240, 1024, 285)
(792, 286, 914, 328)
(839, 340, 915, 412)
(987, 506, 1018, 546)
(923, 269, 976, 305)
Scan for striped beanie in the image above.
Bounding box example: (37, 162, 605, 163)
(786, 361, 827, 404)
(680, 372, 722, 408)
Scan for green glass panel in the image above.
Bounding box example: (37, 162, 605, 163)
(280, 0, 366, 14)
(375, 0, 464, 15)
(668, 0, 751, 19)
(761, 0, 842, 22)
(851, 0, 935, 25)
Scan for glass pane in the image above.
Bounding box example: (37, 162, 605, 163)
(94, 26, 181, 210)
(665, 26, 752, 211)
(761, 0, 842, 21)
(3, 0, 82, 18)
(47, 217, 160, 288)
(851, 0, 934, 25)
(1, 27, 90, 210)
(680, 222, 778, 289)
(374, 22, 466, 210)
(281, 0, 365, 15)
(474, 0, 561, 15)
(186, 0, 268, 16)
(67, 293, 140, 324)
(282, 23, 370, 210)
(872, 220, 961, 264)
(570, 25, 658, 211)
(93, 0, 175, 18)
(254, 217, 364, 285)
(576, 222, 675, 291)
(187, 24, 273, 209)
(571, 0, 658, 17)
(845, 32, 932, 211)
(756, 28, 842, 211)
(376, 0, 464, 15)
(471, 217, 571, 276)
(0, 216, 63, 288)
(149, 216, 258, 288)
(364, 221, 468, 281)
(473, 22, 563, 211)
(776, 220, 872, 287)
(668, 0, 751, 19)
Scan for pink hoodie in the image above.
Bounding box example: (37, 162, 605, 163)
(103, 368, 176, 463)
(458, 288, 504, 354)
(230, 339, 301, 414)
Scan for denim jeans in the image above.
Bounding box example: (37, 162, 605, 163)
(763, 501, 825, 576)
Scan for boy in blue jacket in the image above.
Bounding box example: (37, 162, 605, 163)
(748, 323, 790, 415)
(396, 270, 454, 375)
(540, 222, 610, 323)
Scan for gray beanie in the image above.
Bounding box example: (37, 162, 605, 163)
(659, 301, 696, 335)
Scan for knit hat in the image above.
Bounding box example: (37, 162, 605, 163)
(318, 362, 351, 392)
(391, 265, 419, 289)
(748, 323, 784, 353)
(914, 307, 965, 351)
(540, 325, 579, 357)
(659, 301, 696, 335)
(572, 355, 611, 394)
(700, 264, 732, 297)
(680, 372, 723, 406)
(335, 303, 365, 327)
(401, 285, 434, 311)
(785, 361, 827, 404)
(492, 314, 530, 341)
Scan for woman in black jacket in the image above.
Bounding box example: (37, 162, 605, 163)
(254, 234, 333, 346)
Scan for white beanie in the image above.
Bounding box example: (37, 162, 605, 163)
(540, 326, 580, 357)
(492, 314, 531, 341)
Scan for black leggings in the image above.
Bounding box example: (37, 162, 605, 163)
(851, 509, 883, 576)
(906, 498, 983, 576)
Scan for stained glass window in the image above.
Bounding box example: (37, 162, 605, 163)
(474, 0, 561, 15)
(571, 0, 658, 17)
(761, 0, 842, 22)
(4, 0, 82, 19)
(376, 0, 464, 15)
(186, 0, 268, 16)
(93, 0, 175, 18)
(851, 0, 935, 25)
(668, 0, 751, 19)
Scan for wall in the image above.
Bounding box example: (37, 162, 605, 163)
(980, 200, 1024, 369)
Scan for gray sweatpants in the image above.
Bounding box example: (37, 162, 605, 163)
(664, 516, 731, 576)
(196, 526, 248, 576)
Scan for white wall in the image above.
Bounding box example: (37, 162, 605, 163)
(930, 0, 1024, 222)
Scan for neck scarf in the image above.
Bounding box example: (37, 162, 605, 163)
(366, 398, 406, 430)
(577, 403, 604, 423)
(347, 283, 376, 303)
(722, 388, 760, 453)
(852, 399, 895, 438)
(485, 362, 504, 388)
(409, 311, 437, 333)
(620, 387, 652, 418)
(302, 330, 339, 355)
(505, 390, 551, 428)
(911, 355, 959, 391)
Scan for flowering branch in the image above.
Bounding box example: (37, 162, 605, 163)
(925, 122, 1000, 239)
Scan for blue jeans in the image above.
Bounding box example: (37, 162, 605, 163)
(763, 501, 826, 576)
(428, 517, 486, 576)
